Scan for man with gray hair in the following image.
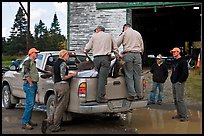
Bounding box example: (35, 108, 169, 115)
(84, 25, 118, 103)
(117, 23, 144, 101)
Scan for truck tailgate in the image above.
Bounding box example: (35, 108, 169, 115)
(85, 76, 128, 102)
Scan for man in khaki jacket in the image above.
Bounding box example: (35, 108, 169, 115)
(117, 23, 144, 101)
(84, 26, 118, 103)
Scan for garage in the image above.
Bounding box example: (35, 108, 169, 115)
(96, 2, 202, 67)
(132, 4, 201, 66)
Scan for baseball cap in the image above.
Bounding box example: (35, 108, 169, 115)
(94, 26, 105, 32)
(28, 48, 40, 55)
(156, 54, 162, 59)
(170, 47, 181, 53)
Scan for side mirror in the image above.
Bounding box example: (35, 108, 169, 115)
(9, 65, 17, 71)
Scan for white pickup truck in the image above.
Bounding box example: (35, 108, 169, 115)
(2, 51, 147, 121)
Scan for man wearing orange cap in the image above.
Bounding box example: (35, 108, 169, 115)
(21, 48, 40, 130)
(170, 47, 189, 122)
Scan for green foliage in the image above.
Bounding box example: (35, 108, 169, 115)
(2, 7, 66, 56)
(50, 13, 61, 34)
(185, 68, 202, 102)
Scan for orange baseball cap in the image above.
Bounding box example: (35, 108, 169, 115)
(170, 47, 180, 53)
(28, 48, 40, 55)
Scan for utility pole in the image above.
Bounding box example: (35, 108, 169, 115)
(67, 2, 70, 51)
(19, 2, 30, 52)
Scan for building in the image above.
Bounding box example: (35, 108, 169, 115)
(68, 2, 202, 66)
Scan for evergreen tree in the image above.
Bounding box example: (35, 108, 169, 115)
(10, 7, 27, 37)
(50, 13, 61, 34)
(34, 20, 48, 38)
(6, 7, 28, 55)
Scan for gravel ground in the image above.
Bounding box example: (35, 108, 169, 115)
(142, 68, 202, 111)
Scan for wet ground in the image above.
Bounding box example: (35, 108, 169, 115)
(2, 102, 202, 134)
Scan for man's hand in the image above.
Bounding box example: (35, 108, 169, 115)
(72, 71, 78, 77)
(119, 54, 125, 59)
(83, 49, 87, 54)
(36, 92, 40, 102)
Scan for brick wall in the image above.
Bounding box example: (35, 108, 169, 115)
(69, 2, 126, 51)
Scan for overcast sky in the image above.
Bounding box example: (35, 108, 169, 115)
(2, 2, 67, 38)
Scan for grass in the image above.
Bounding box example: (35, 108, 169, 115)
(2, 61, 12, 67)
(2, 55, 25, 67)
(185, 68, 202, 102)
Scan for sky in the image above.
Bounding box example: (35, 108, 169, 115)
(2, 2, 67, 39)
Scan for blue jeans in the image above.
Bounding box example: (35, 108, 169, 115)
(150, 82, 164, 102)
(22, 82, 37, 125)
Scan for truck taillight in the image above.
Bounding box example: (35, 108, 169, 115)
(78, 82, 87, 98)
(143, 79, 146, 92)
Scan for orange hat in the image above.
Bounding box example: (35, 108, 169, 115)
(28, 48, 40, 55)
(170, 47, 180, 53)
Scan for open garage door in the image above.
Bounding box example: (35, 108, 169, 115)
(132, 4, 201, 66)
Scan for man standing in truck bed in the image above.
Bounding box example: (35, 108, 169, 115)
(116, 23, 144, 101)
(84, 26, 118, 103)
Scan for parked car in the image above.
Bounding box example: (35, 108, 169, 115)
(10, 59, 23, 70)
(2, 67, 10, 77)
(2, 50, 147, 121)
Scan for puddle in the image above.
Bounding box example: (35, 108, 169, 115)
(121, 108, 202, 134)
(2, 99, 202, 134)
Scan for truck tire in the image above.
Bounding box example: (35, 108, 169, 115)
(46, 94, 55, 118)
(2, 85, 16, 109)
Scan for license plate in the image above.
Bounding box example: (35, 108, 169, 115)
(111, 100, 123, 108)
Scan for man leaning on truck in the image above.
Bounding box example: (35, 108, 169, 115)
(41, 49, 78, 133)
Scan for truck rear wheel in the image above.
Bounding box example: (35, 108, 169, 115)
(46, 94, 55, 118)
(2, 85, 16, 109)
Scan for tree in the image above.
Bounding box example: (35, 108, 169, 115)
(50, 13, 61, 34)
(10, 7, 27, 37)
(6, 7, 28, 55)
(34, 20, 48, 38)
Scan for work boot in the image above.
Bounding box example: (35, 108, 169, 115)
(29, 121, 37, 126)
(21, 123, 33, 130)
(172, 115, 180, 119)
(41, 120, 48, 134)
(127, 96, 135, 101)
(157, 101, 162, 105)
(180, 117, 188, 122)
(138, 96, 144, 100)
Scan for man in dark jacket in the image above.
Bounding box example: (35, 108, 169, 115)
(170, 47, 189, 122)
(41, 50, 78, 133)
(148, 54, 168, 105)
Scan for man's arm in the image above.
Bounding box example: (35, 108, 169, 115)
(84, 36, 93, 53)
(116, 33, 124, 47)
